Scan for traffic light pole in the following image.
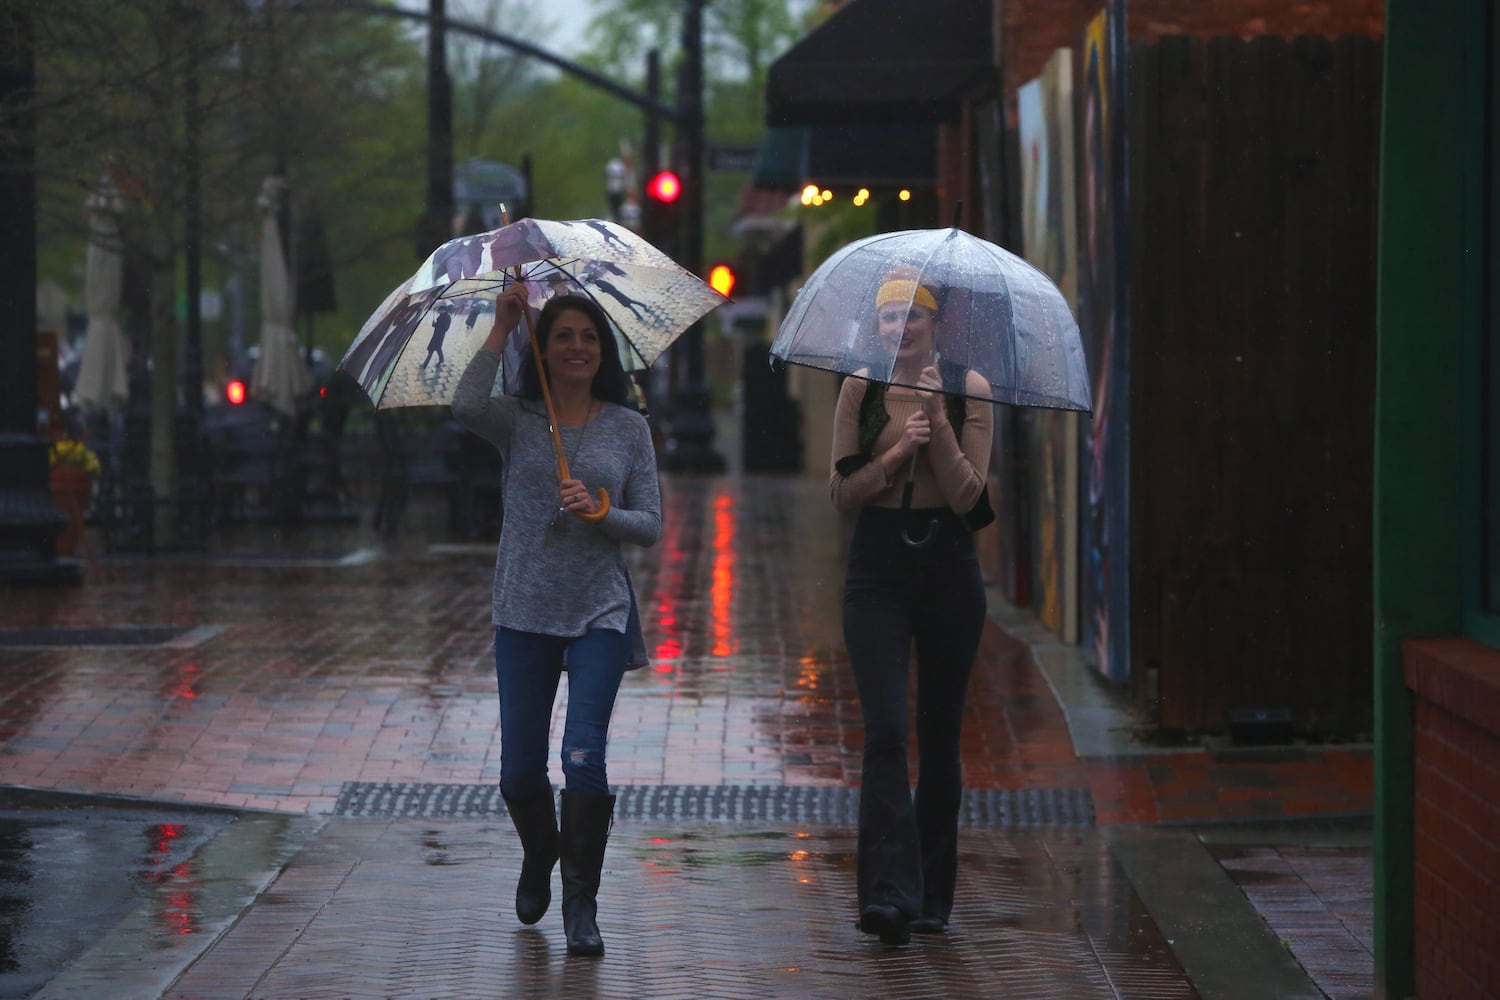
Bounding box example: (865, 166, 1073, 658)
(663, 0, 725, 474)
(0, 8, 77, 585)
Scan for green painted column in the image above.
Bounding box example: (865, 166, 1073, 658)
(1373, 2, 1487, 996)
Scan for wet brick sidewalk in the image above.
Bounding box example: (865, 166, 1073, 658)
(0, 474, 1373, 998)
(165, 821, 1200, 1000)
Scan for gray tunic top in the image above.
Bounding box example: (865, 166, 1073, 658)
(452, 349, 661, 640)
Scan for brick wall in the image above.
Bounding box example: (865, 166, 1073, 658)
(1002, 0, 1384, 109)
(1405, 639, 1500, 999)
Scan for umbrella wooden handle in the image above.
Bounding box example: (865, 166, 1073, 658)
(498, 203, 613, 527)
(555, 449, 611, 522)
(501, 203, 576, 497)
(572, 487, 611, 523)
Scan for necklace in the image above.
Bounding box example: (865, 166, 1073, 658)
(547, 399, 597, 534)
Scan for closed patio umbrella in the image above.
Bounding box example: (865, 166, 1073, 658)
(73, 181, 128, 414)
(251, 176, 309, 415)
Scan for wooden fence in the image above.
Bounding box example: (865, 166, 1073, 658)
(1127, 34, 1383, 736)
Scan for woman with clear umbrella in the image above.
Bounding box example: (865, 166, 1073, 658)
(774, 215, 1089, 946)
(828, 266, 994, 946)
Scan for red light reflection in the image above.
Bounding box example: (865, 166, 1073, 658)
(163, 661, 201, 700)
(141, 823, 199, 936)
(710, 492, 736, 657)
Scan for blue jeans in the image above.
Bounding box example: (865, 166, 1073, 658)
(494, 626, 627, 800)
(842, 506, 986, 920)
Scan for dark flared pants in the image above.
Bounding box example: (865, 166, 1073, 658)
(842, 506, 986, 921)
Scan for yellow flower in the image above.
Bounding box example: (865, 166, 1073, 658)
(49, 439, 101, 478)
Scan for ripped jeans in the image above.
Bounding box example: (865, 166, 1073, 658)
(493, 626, 627, 800)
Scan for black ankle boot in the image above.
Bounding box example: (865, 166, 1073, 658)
(858, 904, 911, 946)
(559, 790, 615, 957)
(504, 791, 558, 925)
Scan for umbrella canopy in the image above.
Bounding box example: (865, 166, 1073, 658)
(251, 176, 310, 416)
(770, 226, 1091, 412)
(339, 216, 726, 410)
(73, 183, 128, 415)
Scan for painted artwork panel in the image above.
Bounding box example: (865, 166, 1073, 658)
(1076, 6, 1132, 682)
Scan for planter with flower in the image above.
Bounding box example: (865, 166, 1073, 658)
(48, 438, 101, 556)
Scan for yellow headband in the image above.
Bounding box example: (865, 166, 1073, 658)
(875, 279, 937, 313)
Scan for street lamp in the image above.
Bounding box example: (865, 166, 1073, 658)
(605, 155, 629, 221)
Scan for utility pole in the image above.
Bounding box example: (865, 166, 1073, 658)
(182, 0, 203, 416)
(663, 0, 725, 473)
(0, 6, 77, 584)
(418, 0, 455, 258)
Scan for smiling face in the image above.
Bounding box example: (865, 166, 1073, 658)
(878, 301, 937, 370)
(542, 307, 602, 389)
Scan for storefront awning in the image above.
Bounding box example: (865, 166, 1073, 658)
(751, 124, 937, 191)
(766, 0, 994, 127)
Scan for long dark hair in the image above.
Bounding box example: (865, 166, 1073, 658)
(518, 294, 630, 406)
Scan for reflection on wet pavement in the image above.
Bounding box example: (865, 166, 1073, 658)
(168, 821, 1200, 1000)
(0, 476, 1373, 997)
(0, 476, 1370, 826)
(0, 795, 230, 998)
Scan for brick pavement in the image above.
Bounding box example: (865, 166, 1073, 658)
(164, 821, 1201, 1000)
(0, 473, 1374, 998)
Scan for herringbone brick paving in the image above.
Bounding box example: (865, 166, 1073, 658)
(166, 821, 1200, 1000)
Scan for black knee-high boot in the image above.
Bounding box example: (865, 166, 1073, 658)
(559, 790, 615, 956)
(504, 792, 558, 925)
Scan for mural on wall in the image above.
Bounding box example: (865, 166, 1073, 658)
(1076, 6, 1131, 681)
(1018, 49, 1081, 642)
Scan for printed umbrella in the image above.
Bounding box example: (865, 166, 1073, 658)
(73, 181, 128, 414)
(251, 176, 310, 415)
(770, 215, 1090, 544)
(339, 214, 726, 412)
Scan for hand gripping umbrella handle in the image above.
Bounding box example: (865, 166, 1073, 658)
(900, 341, 942, 549)
(500, 203, 610, 524)
(899, 451, 939, 549)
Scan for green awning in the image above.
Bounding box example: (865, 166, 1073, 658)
(751, 124, 938, 191)
(766, 0, 994, 127)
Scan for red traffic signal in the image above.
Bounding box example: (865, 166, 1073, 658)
(225, 379, 248, 406)
(646, 170, 681, 203)
(708, 263, 736, 298)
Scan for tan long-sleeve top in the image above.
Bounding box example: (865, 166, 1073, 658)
(828, 375, 994, 515)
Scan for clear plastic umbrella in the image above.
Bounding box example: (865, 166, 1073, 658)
(73, 181, 128, 415)
(773, 219, 1090, 548)
(770, 224, 1091, 412)
(251, 176, 309, 416)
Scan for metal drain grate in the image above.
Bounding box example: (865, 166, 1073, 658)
(333, 783, 1095, 827)
(0, 625, 214, 648)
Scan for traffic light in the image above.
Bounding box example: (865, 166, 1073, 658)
(225, 378, 248, 406)
(643, 169, 682, 257)
(707, 263, 736, 298)
(646, 170, 681, 203)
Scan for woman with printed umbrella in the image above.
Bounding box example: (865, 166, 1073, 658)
(772, 219, 1090, 947)
(341, 212, 727, 957)
(452, 280, 658, 958)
